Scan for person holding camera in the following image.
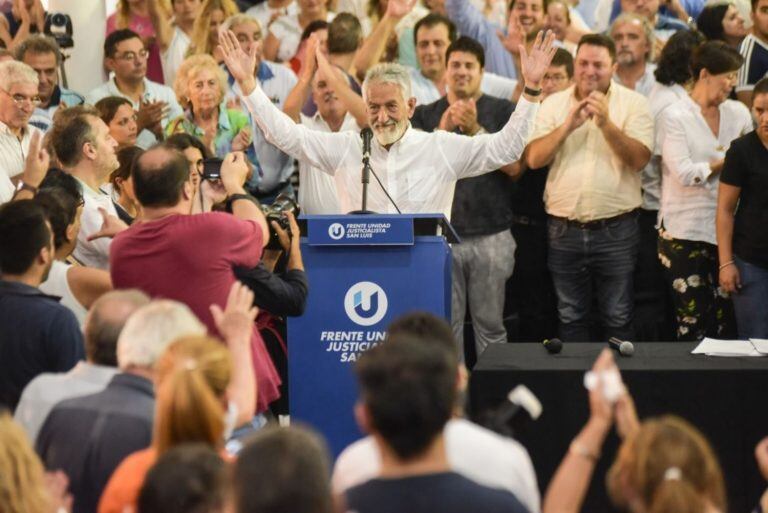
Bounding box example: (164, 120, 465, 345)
(109, 145, 283, 418)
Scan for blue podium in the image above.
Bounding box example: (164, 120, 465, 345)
(287, 214, 458, 455)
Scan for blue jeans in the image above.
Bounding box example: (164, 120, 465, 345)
(733, 256, 768, 339)
(547, 214, 639, 342)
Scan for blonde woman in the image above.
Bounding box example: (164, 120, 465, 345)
(0, 411, 71, 513)
(187, 0, 240, 62)
(167, 54, 255, 164)
(107, 0, 172, 83)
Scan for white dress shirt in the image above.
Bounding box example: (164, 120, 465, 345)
(408, 67, 519, 106)
(268, 12, 336, 62)
(332, 418, 541, 513)
(239, 84, 538, 218)
(659, 95, 753, 245)
(246, 1, 299, 34)
(72, 178, 119, 270)
(298, 111, 360, 214)
(0, 122, 42, 204)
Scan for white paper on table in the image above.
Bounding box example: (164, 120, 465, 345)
(749, 339, 768, 354)
(690, 338, 764, 357)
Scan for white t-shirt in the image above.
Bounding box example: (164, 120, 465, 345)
(332, 418, 541, 513)
(39, 260, 88, 326)
(0, 122, 42, 204)
(72, 179, 119, 270)
(298, 111, 360, 214)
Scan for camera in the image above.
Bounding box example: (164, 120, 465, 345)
(201, 158, 223, 181)
(44, 13, 74, 50)
(261, 193, 299, 250)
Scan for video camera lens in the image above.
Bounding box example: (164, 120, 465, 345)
(201, 158, 223, 181)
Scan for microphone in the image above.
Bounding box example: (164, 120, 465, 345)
(543, 338, 563, 354)
(608, 337, 635, 357)
(361, 127, 373, 162)
(489, 385, 543, 438)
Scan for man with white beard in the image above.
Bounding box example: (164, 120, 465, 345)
(218, 28, 556, 217)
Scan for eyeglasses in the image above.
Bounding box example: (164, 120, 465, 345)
(115, 49, 150, 62)
(0, 88, 41, 107)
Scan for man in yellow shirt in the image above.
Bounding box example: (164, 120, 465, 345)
(527, 33, 653, 342)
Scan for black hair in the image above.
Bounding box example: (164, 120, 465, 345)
(39, 168, 83, 205)
(95, 96, 133, 125)
(445, 35, 485, 68)
(300, 20, 329, 42)
(138, 444, 226, 513)
(328, 13, 363, 55)
(165, 133, 211, 159)
(696, 4, 730, 42)
(387, 311, 456, 353)
(34, 188, 78, 250)
(104, 29, 142, 58)
(111, 146, 144, 194)
(654, 29, 706, 85)
(753, 76, 768, 100)
(233, 426, 333, 513)
(414, 13, 457, 45)
(0, 200, 51, 275)
(355, 333, 457, 460)
(691, 40, 743, 80)
(577, 33, 616, 61)
(132, 146, 191, 208)
(552, 47, 574, 78)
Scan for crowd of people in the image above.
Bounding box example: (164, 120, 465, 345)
(1, 0, 768, 510)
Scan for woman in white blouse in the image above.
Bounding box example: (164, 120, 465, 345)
(658, 41, 752, 341)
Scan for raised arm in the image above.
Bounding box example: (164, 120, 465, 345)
(283, 34, 320, 122)
(147, 0, 174, 52)
(219, 29, 353, 173)
(446, 31, 556, 178)
(316, 48, 368, 127)
(353, 0, 417, 82)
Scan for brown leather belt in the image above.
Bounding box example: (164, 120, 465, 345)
(548, 209, 639, 230)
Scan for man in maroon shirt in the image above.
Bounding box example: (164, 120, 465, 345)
(109, 146, 279, 413)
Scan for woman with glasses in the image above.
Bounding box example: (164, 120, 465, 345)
(657, 41, 752, 341)
(95, 96, 139, 150)
(166, 54, 258, 176)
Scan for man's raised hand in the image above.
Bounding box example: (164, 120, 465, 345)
(387, 0, 419, 19)
(519, 30, 557, 89)
(219, 29, 258, 94)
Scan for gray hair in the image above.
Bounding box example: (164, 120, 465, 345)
(14, 34, 62, 65)
(117, 300, 206, 370)
(0, 60, 39, 91)
(610, 12, 655, 62)
(362, 63, 413, 102)
(222, 13, 263, 34)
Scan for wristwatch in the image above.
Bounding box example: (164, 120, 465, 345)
(15, 180, 38, 195)
(523, 86, 542, 97)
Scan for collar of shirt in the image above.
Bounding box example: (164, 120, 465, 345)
(257, 61, 275, 82)
(0, 118, 29, 139)
(70, 362, 118, 384)
(107, 77, 154, 105)
(0, 279, 61, 301)
(48, 85, 62, 107)
(73, 176, 109, 201)
(108, 372, 155, 398)
(184, 103, 232, 135)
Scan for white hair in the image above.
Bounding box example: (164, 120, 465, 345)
(0, 60, 39, 91)
(117, 300, 206, 370)
(362, 63, 413, 102)
(222, 13, 262, 34)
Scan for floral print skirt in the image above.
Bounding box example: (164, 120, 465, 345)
(657, 231, 736, 341)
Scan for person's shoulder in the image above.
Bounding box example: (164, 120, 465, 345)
(414, 96, 449, 116)
(478, 94, 514, 114)
(86, 81, 112, 100)
(444, 473, 529, 512)
(60, 88, 85, 105)
(146, 79, 176, 99)
(722, 98, 752, 118)
(729, 129, 759, 151)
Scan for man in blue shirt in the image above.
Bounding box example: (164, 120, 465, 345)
(16, 34, 84, 133)
(0, 199, 83, 411)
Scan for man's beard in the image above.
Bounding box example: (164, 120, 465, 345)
(373, 118, 408, 146)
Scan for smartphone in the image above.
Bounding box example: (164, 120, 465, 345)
(201, 158, 223, 181)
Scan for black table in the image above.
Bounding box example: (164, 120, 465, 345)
(468, 343, 768, 513)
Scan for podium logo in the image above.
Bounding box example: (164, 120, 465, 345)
(328, 223, 345, 240)
(344, 281, 388, 326)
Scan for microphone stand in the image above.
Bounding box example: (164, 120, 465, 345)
(348, 153, 375, 215)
